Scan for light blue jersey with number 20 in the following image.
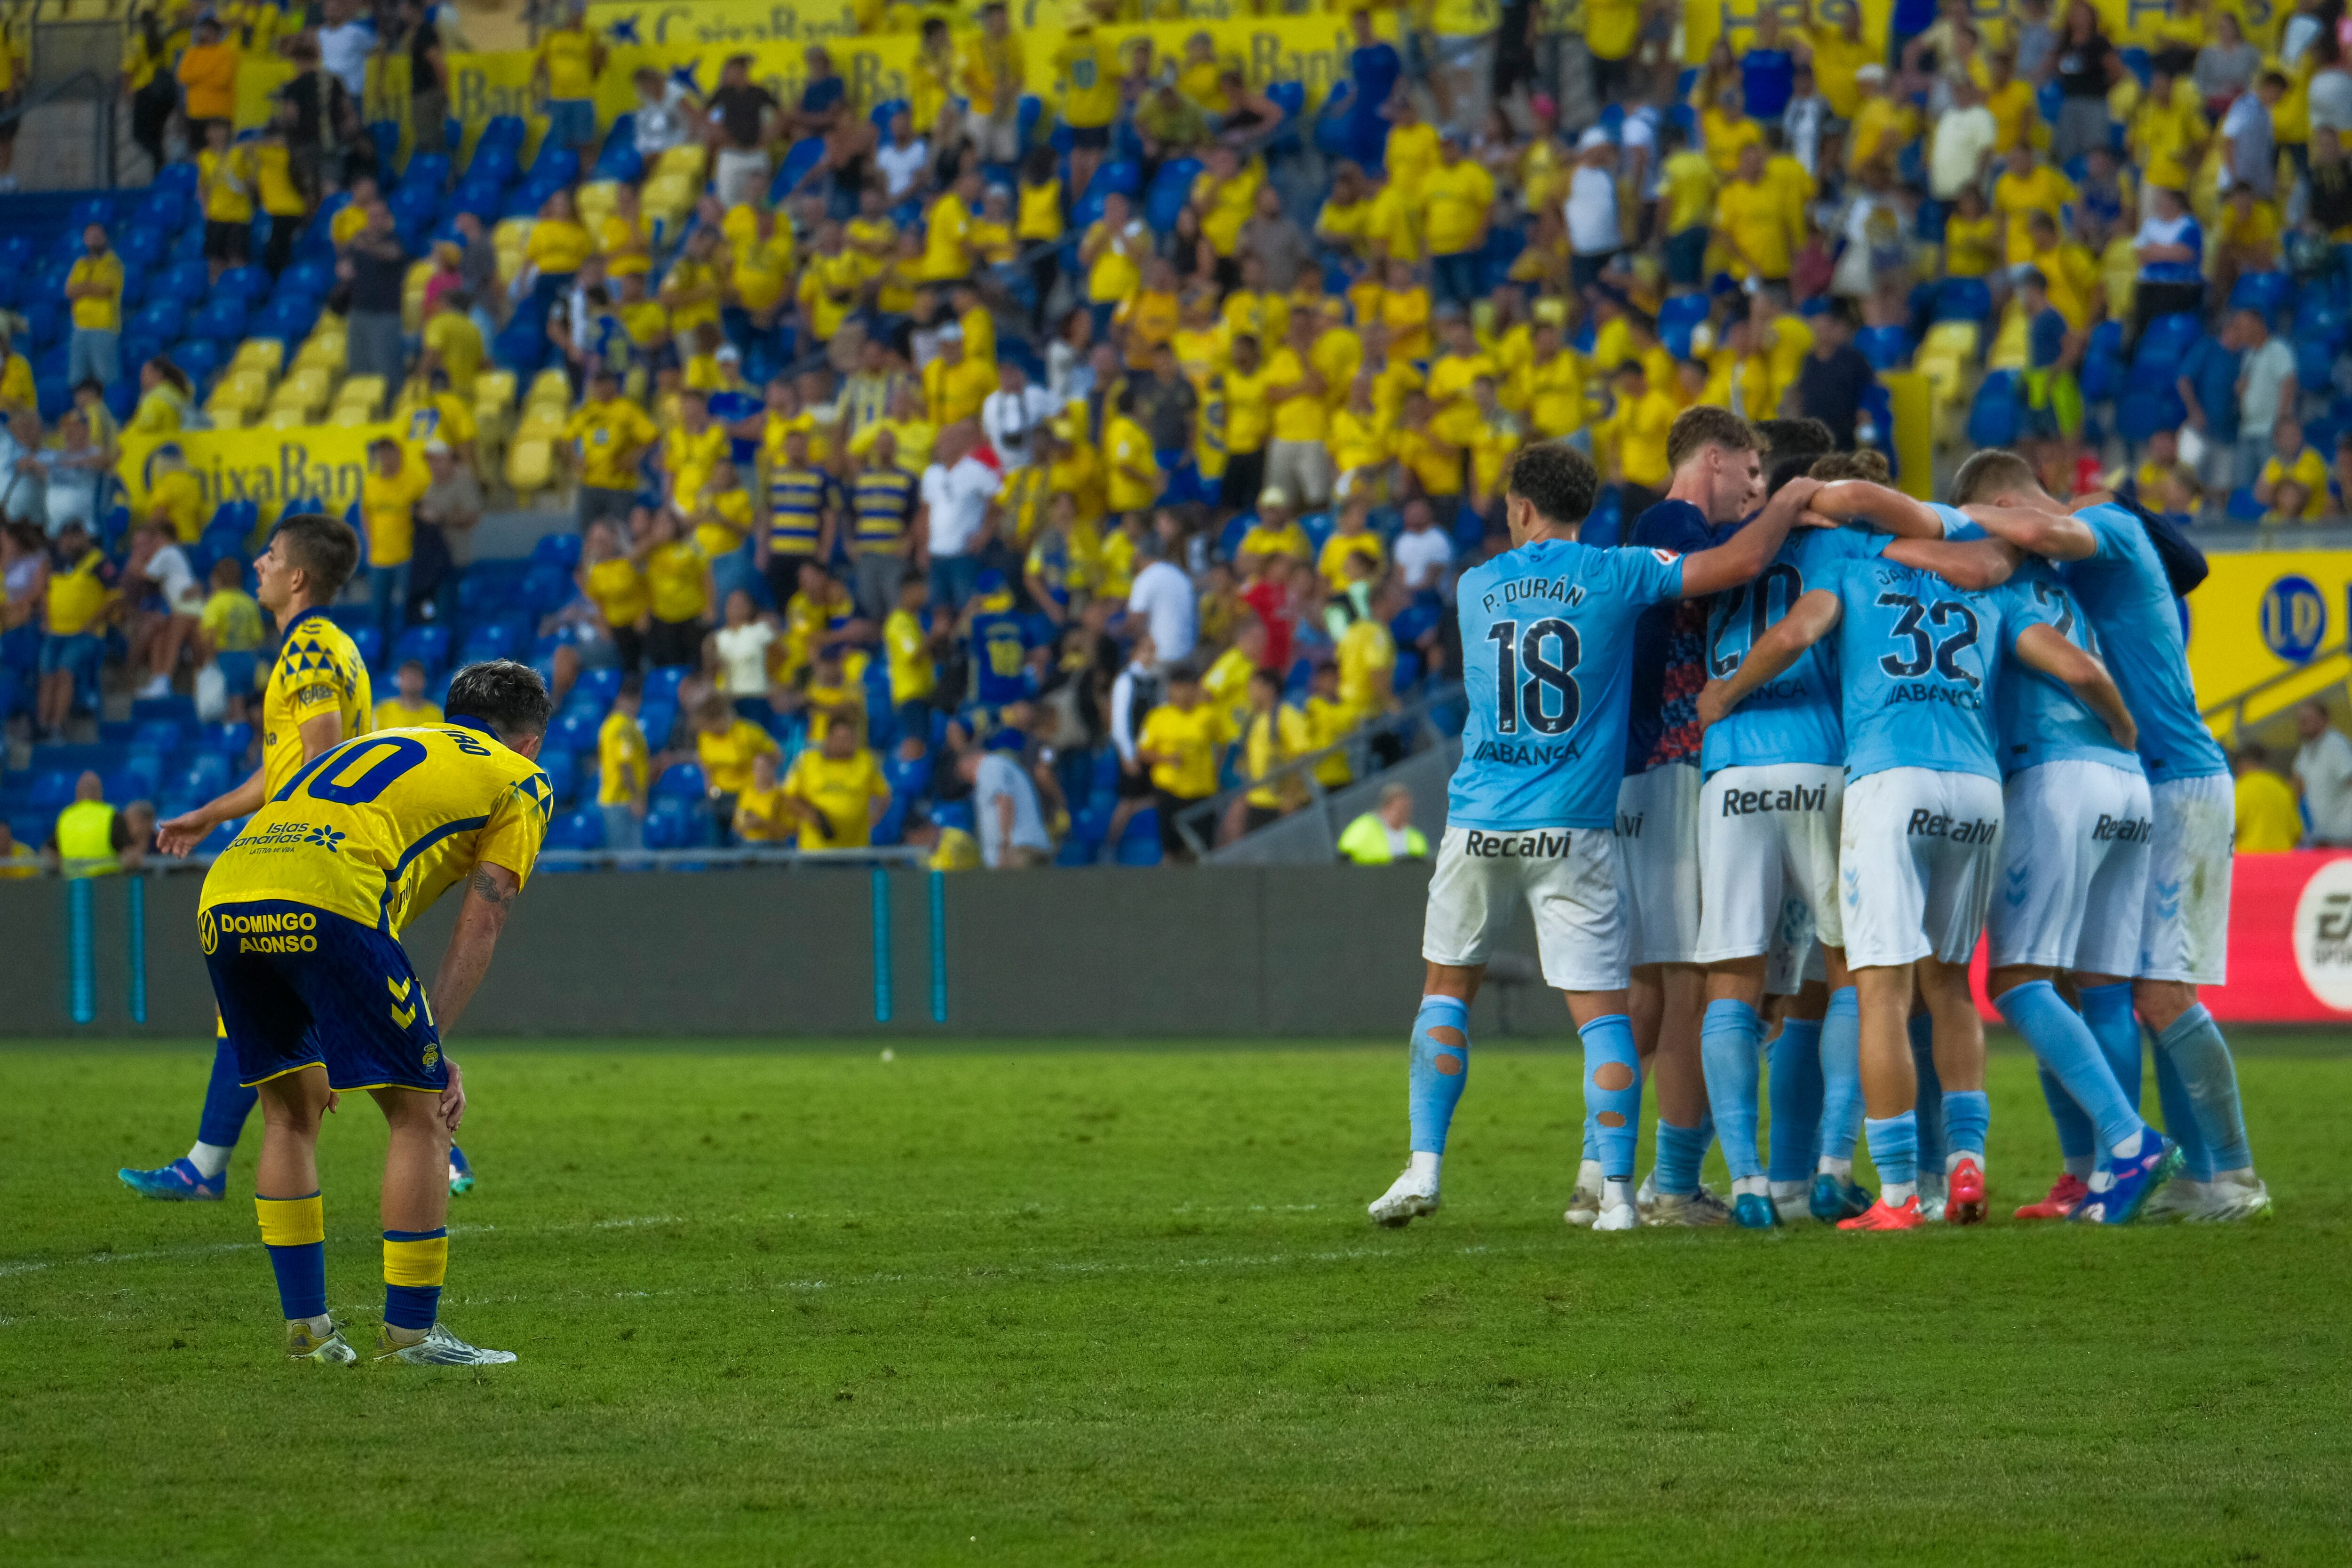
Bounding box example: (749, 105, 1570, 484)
(1448, 538, 1687, 831)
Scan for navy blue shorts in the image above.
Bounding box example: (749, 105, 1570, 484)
(202, 899, 446, 1093)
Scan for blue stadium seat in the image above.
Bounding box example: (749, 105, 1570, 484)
(195, 815, 248, 855)
(209, 721, 254, 760)
(193, 297, 248, 343)
(541, 748, 577, 808)
(1965, 372, 2024, 449)
(2226, 485, 2267, 522)
(643, 798, 708, 849)
(548, 806, 604, 851)
(2117, 388, 2186, 445)
(530, 531, 584, 569)
(572, 666, 621, 713)
(1144, 158, 1202, 234)
(389, 185, 441, 233)
(644, 665, 691, 710)
(391, 623, 453, 673)
(279, 256, 335, 301)
(637, 700, 678, 752)
(2135, 313, 2202, 369)
(652, 762, 706, 801)
(1089, 158, 1141, 199)
(2297, 337, 2339, 395)
(213, 265, 270, 308)
(1855, 325, 1915, 372)
(402, 152, 452, 192)
(549, 704, 603, 754)
(2230, 271, 2295, 322)
(132, 299, 186, 343)
(171, 339, 222, 388)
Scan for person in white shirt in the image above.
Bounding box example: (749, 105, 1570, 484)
(916, 420, 998, 610)
(317, 0, 375, 99)
(1928, 77, 1999, 201)
(127, 519, 205, 698)
(1564, 127, 1623, 289)
(980, 362, 1058, 470)
(1125, 533, 1196, 669)
(2233, 306, 2298, 491)
(964, 744, 1054, 867)
(2294, 699, 2352, 845)
(1104, 635, 1160, 854)
(707, 589, 778, 713)
(1390, 496, 1454, 592)
(631, 66, 700, 160)
(875, 110, 930, 201)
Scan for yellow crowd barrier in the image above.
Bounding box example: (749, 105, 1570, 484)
(119, 422, 398, 527)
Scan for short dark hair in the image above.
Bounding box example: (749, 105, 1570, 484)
(445, 659, 553, 741)
(1951, 448, 2040, 505)
(1809, 449, 1891, 482)
(1754, 417, 1835, 462)
(1666, 405, 1766, 473)
(271, 513, 361, 601)
(1505, 441, 1600, 527)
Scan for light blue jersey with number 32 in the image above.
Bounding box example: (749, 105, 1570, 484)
(1447, 538, 1686, 831)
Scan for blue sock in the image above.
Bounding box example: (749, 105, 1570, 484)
(1997, 980, 2140, 1154)
(2077, 983, 2144, 1111)
(2037, 1064, 2098, 1169)
(383, 1228, 448, 1332)
(1908, 1013, 1947, 1174)
(1654, 1119, 1707, 1195)
(1579, 1013, 1640, 1182)
(1700, 999, 1764, 1180)
(1864, 1111, 1919, 1187)
(1406, 996, 1471, 1154)
(1819, 987, 1863, 1161)
(1581, 1116, 1598, 1164)
(2155, 1005, 2252, 1173)
(255, 1193, 326, 1321)
(1942, 1090, 1990, 1159)
(1766, 1017, 1825, 1184)
(197, 1032, 259, 1148)
(2151, 1029, 2216, 1180)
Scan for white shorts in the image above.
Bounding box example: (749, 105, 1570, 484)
(1987, 759, 2151, 977)
(1615, 766, 1701, 967)
(2139, 773, 2234, 986)
(1838, 767, 2005, 969)
(1696, 763, 1844, 971)
(1422, 824, 1631, 993)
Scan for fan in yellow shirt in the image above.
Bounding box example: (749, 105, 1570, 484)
(780, 722, 893, 849)
(1715, 144, 1793, 282)
(1317, 499, 1386, 592)
(1421, 142, 1496, 261)
(1136, 670, 1235, 856)
(1516, 326, 1589, 438)
(1237, 668, 1314, 827)
(372, 660, 444, 730)
(1598, 363, 1677, 493)
(1328, 377, 1395, 478)
(1189, 145, 1263, 259)
(1993, 145, 2078, 264)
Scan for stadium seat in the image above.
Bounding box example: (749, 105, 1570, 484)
(548, 807, 604, 851)
(1855, 325, 1914, 372)
(549, 704, 603, 754)
(652, 762, 706, 801)
(644, 665, 691, 710)
(391, 623, 453, 674)
(1965, 371, 2022, 449)
(572, 666, 622, 713)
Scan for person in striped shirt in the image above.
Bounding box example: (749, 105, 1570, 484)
(760, 427, 841, 608)
(850, 432, 918, 622)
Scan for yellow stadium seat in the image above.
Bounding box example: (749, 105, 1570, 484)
(655, 144, 707, 182)
(1920, 320, 1980, 366)
(266, 408, 311, 430)
(293, 335, 346, 374)
(506, 437, 554, 494)
(336, 375, 387, 416)
(228, 339, 284, 379)
(270, 370, 332, 418)
(1985, 308, 2031, 373)
(493, 218, 532, 285)
(330, 406, 376, 428)
(577, 180, 622, 229)
(516, 404, 570, 441)
(473, 370, 518, 413)
(641, 176, 696, 225)
(208, 370, 270, 416)
(205, 407, 247, 430)
(402, 259, 438, 334)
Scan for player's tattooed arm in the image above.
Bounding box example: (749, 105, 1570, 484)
(2013, 623, 2137, 752)
(1697, 587, 1842, 729)
(430, 861, 524, 1038)
(1958, 503, 2096, 561)
(1681, 477, 1824, 598)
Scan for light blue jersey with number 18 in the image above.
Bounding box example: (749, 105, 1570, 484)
(1825, 552, 2018, 784)
(1448, 538, 1687, 831)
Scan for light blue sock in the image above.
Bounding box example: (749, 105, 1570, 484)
(1580, 1014, 1640, 1182)
(2077, 983, 2144, 1111)
(1654, 1119, 1707, 1195)
(1942, 1090, 1989, 1159)
(2151, 1031, 2216, 1180)
(1997, 980, 2141, 1154)
(1581, 1114, 1598, 1164)
(2036, 1064, 2098, 1175)
(1700, 999, 1764, 1180)
(2155, 1005, 2252, 1173)
(1406, 996, 1471, 1154)
(1766, 1017, 1825, 1183)
(1864, 1111, 1919, 1187)
(1908, 1013, 1946, 1174)
(1819, 987, 1862, 1161)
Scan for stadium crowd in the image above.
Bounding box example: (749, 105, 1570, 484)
(8, 0, 2352, 872)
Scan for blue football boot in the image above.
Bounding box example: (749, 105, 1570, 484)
(2072, 1132, 2183, 1226)
(1732, 1191, 1781, 1228)
(119, 1157, 226, 1201)
(447, 1143, 477, 1196)
(1809, 1171, 1874, 1222)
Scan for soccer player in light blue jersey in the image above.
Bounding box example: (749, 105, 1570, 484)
(1701, 512, 2100, 1230)
(1367, 443, 1825, 1233)
(1692, 451, 2017, 1227)
(1946, 450, 2268, 1222)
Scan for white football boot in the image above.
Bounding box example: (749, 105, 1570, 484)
(1368, 1165, 1441, 1227)
(1562, 1159, 1605, 1227)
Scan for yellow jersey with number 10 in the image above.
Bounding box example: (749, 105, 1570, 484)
(202, 720, 552, 936)
(262, 608, 373, 795)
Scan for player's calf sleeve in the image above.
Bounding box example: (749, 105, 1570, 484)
(2151, 1032, 2215, 1181)
(1653, 1119, 1707, 1196)
(2036, 1064, 2098, 1172)
(1908, 1013, 1947, 1174)
(1581, 1115, 1598, 1164)
(2077, 983, 2144, 1111)
(1699, 999, 1764, 1181)
(1579, 1014, 1640, 1183)
(1407, 996, 1472, 1155)
(255, 1193, 327, 1322)
(2154, 1005, 2253, 1174)
(1998, 981, 2139, 1156)
(1818, 987, 1862, 1163)
(383, 1228, 449, 1332)
(1941, 1091, 1990, 1168)
(1863, 1112, 1919, 1192)
(1766, 1018, 1825, 1185)
(197, 1033, 259, 1149)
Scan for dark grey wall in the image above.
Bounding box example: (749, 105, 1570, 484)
(2, 866, 1565, 1040)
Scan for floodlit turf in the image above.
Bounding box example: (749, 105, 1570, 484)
(4, 1037, 2349, 1566)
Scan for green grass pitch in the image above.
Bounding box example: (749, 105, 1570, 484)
(3, 1037, 2349, 1566)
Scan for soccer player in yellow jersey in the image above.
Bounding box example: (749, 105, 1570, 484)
(201, 658, 554, 1365)
(124, 515, 394, 1202)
